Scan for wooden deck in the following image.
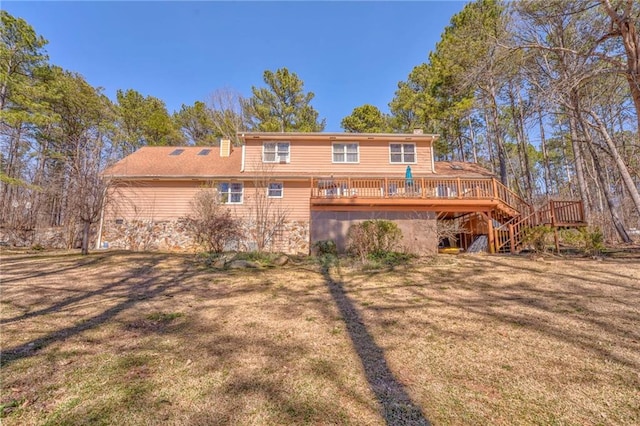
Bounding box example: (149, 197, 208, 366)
(310, 176, 527, 217)
(310, 176, 586, 253)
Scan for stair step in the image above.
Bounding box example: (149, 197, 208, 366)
(467, 235, 488, 253)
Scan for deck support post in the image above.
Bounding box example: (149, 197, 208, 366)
(509, 223, 515, 253)
(554, 228, 560, 253)
(487, 211, 495, 254)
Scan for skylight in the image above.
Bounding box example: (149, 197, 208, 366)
(169, 149, 184, 156)
(198, 149, 212, 156)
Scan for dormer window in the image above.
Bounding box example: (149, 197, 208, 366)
(263, 142, 290, 163)
(332, 142, 359, 163)
(389, 143, 416, 163)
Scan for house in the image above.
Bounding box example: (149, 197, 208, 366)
(100, 132, 586, 254)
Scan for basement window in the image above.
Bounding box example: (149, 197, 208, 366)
(198, 149, 212, 156)
(169, 149, 184, 156)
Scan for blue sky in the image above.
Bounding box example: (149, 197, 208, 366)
(5, 1, 466, 131)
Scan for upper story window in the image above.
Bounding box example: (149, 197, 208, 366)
(390, 143, 416, 163)
(267, 182, 283, 198)
(263, 141, 290, 163)
(218, 182, 243, 204)
(332, 142, 359, 163)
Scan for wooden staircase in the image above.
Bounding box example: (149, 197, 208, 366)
(494, 200, 586, 253)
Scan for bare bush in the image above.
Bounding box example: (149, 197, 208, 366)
(244, 162, 290, 252)
(185, 186, 243, 253)
(436, 219, 469, 247)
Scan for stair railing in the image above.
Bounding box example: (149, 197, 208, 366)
(494, 207, 540, 253)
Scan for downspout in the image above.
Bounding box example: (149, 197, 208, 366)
(241, 144, 245, 172)
(95, 185, 108, 250)
(431, 138, 436, 174)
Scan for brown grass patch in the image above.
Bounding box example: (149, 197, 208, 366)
(1, 249, 639, 425)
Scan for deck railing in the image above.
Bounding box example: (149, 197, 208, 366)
(311, 176, 527, 212)
(494, 199, 586, 252)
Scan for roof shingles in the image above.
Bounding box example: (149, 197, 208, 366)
(103, 146, 243, 178)
(104, 147, 495, 180)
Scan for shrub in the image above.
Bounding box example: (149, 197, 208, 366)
(559, 226, 605, 255)
(313, 239, 337, 257)
(347, 219, 403, 262)
(522, 225, 553, 253)
(367, 250, 414, 268)
(582, 227, 605, 255)
(185, 187, 243, 253)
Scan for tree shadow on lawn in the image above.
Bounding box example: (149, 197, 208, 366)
(319, 255, 431, 426)
(363, 256, 640, 374)
(2, 254, 380, 424)
(0, 252, 194, 367)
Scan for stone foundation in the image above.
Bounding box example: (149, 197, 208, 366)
(101, 219, 198, 251)
(101, 219, 310, 254)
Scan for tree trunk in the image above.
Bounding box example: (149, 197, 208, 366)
(468, 115, 478, 163)
(81, 220, 90, 255)
(486, 81, 508, 185)
(538, 110, 552, 196)
(573, 104, 631, 242)
(568, 113, 592, 223)
(0, 56, 14, 111)
(507, 84, 534, 201)
(600, 0, 640, 140)
(584, 141, 632, 243)
(588, 110, 640, 218)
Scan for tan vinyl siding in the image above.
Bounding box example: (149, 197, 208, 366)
(244, 139, 434, 175)
(226, 180, 311, 222)
(106, 179, 311, 222)
(106, 181, 206, 220)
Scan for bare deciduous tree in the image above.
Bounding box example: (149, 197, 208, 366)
(244, 162, 290, 252)
(207, 88, 247, 145)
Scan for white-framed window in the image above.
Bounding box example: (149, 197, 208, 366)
(332, 142, 359, 163)
(390, 143, 416, 163)
(218, 182, 243, 204)
(262, 141, 290, 163)
(267, 182, 283, 198)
